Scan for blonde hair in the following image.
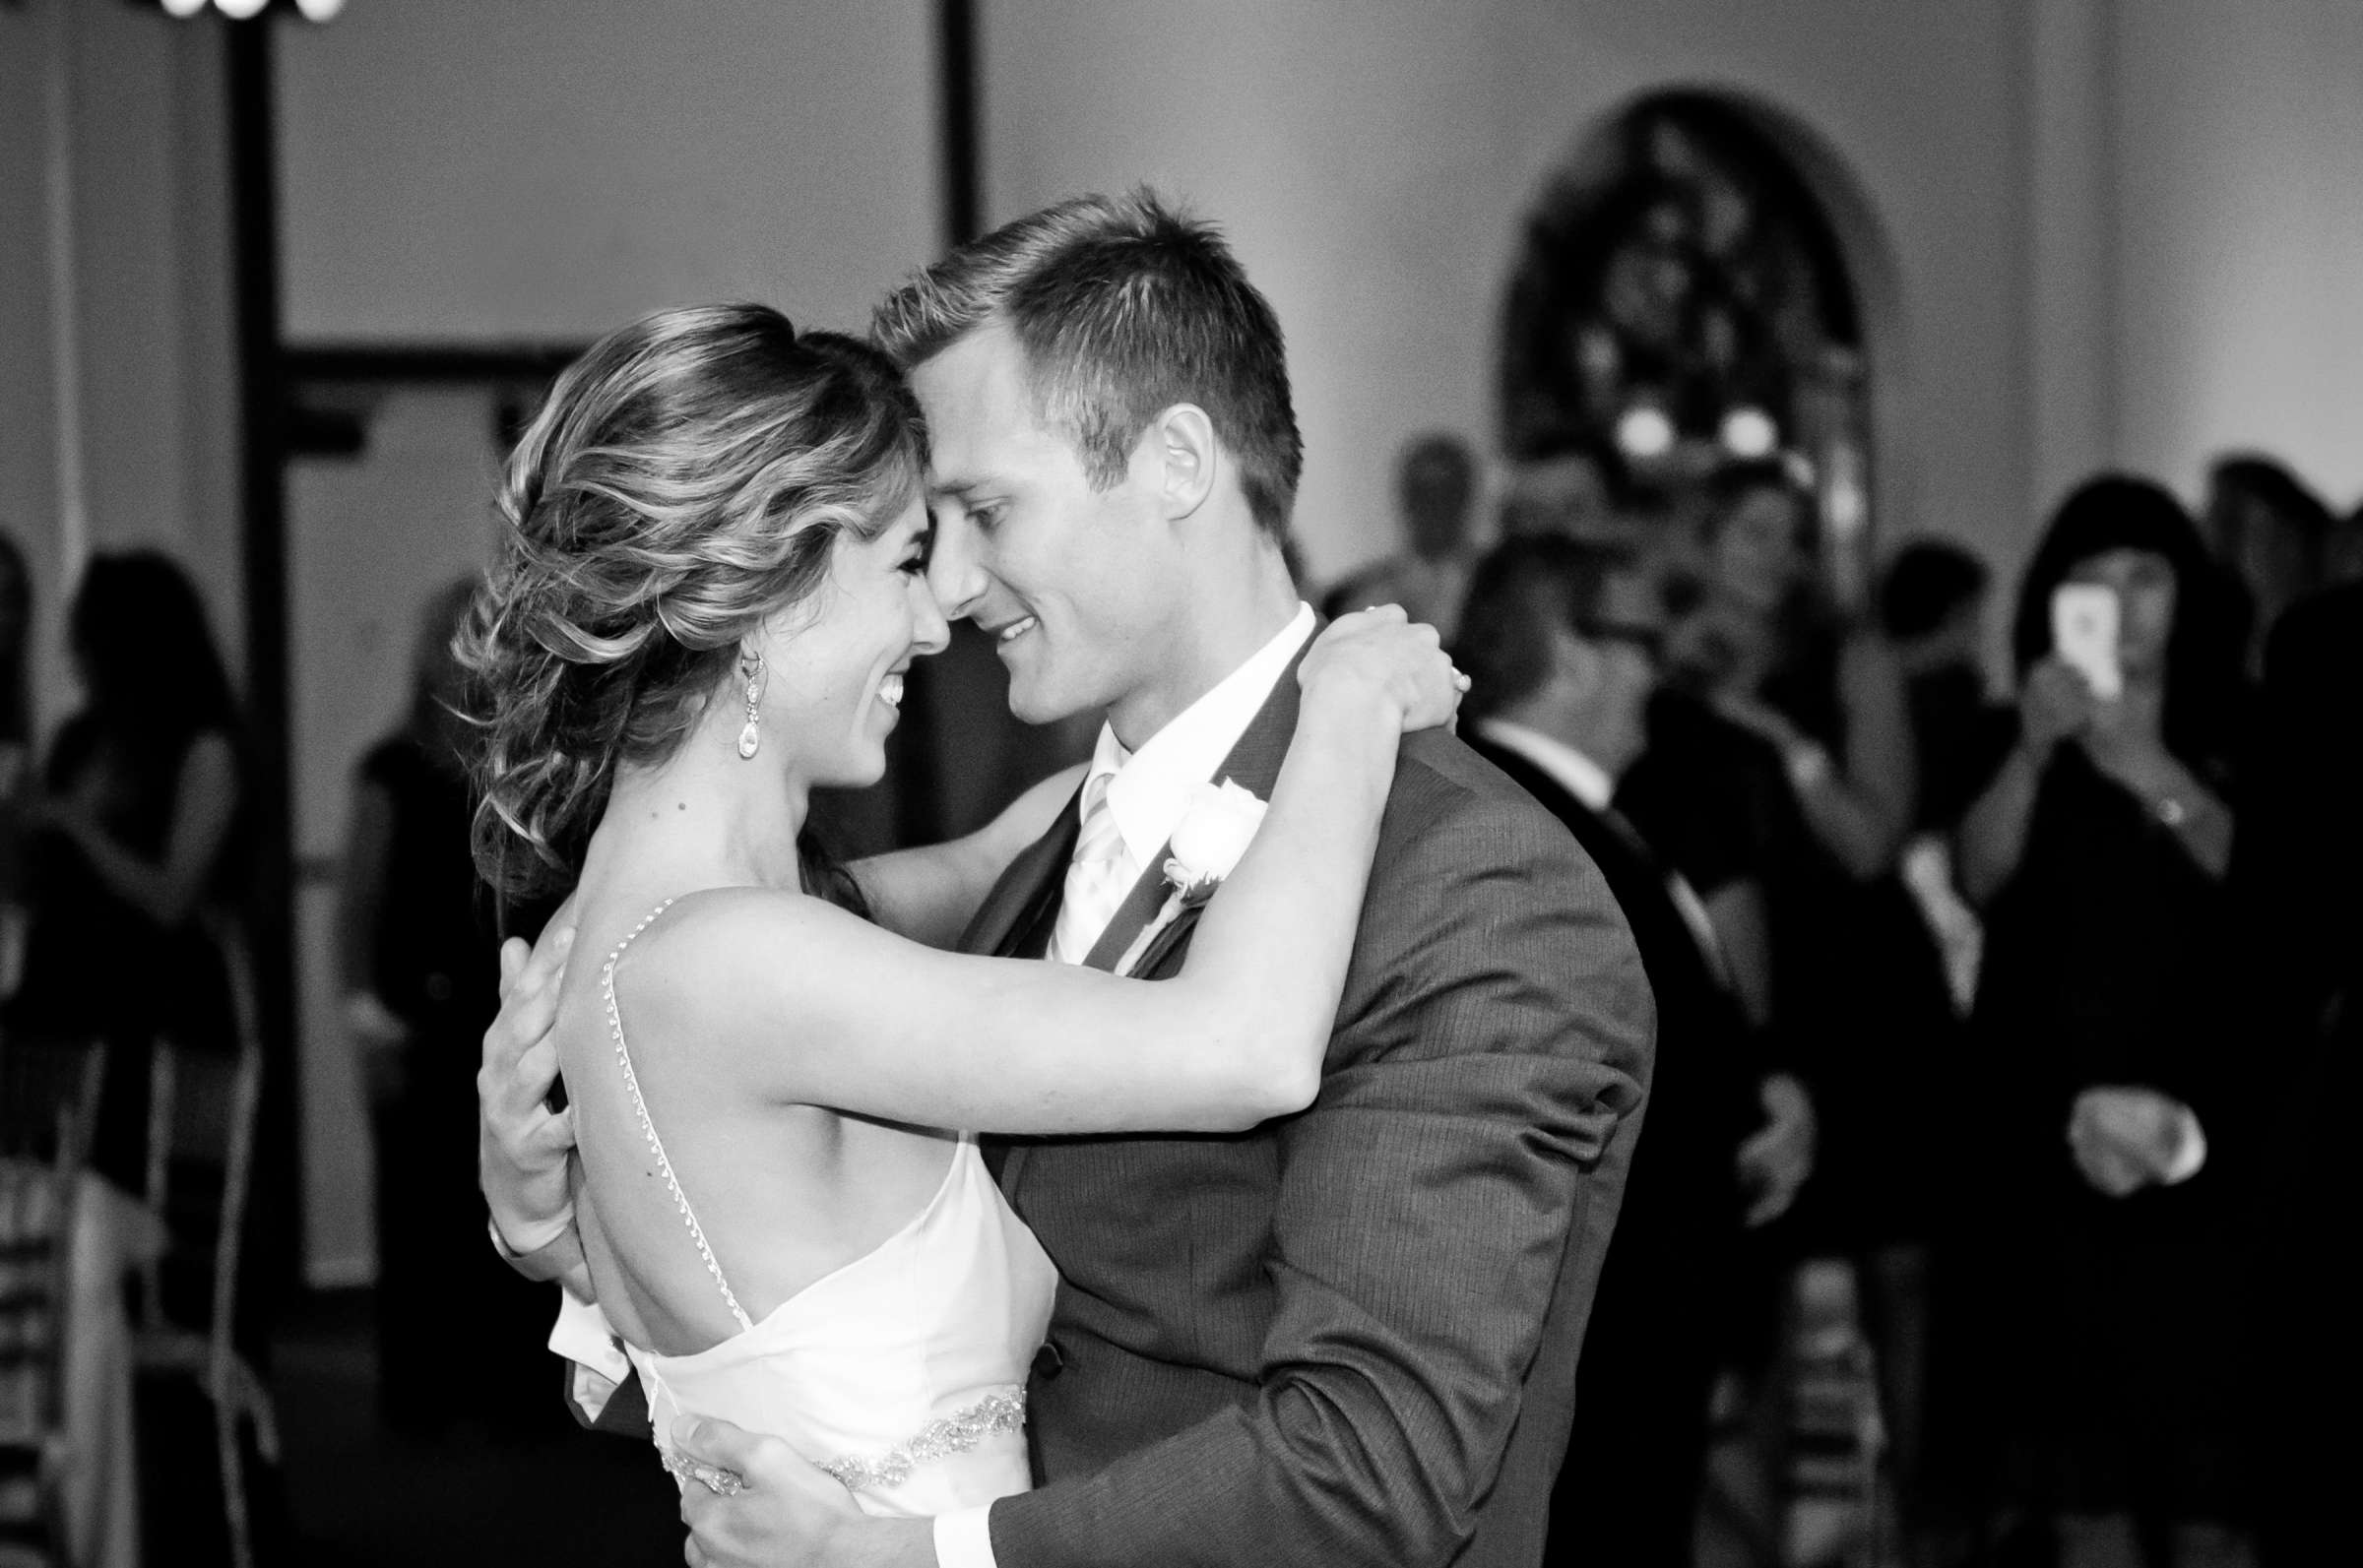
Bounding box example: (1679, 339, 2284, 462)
(870, 188, 1302, 538)
(459, 304, 926, 898)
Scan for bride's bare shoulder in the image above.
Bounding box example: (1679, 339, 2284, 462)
(607, 884, 904, 1048)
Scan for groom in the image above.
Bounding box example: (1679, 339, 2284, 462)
(479, 190, 1652, 1567)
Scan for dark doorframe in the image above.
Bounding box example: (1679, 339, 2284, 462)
(225, 15, 303, 1300)
(937, 0, 982, 248)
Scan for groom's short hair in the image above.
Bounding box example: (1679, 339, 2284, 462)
(872, 188, 1303, 539)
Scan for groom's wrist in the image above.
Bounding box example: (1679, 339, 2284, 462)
(485, 1206, 581, 1281)
(932, 1505, 994, 1568)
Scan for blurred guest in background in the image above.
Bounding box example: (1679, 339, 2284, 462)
(1500, 435, 1629, 541)
(0, 531, 32, 1002)
(2203, 453, 2333, 673)
(4, 550, 246, 1188)
(1878, 539, 2012, 839)
(1320, 431, 1480, 638)
(1877, 538, 2012, 1014)
(339, 576, 550, 1437)
(2327, 498, 2363, 587)
(1948, 475, 2253, 1568)
(1646, 460, 1955, 1532)
(2226, 574, 2361, 1568)
(1456, 534, 1813, 1568)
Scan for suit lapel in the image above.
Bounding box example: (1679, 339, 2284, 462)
(1001, 633, 1315, 1191)
(1115, 641, 1309, 982)
(1079, 853, 1180, 972)
(1204, 637, 1305, 802)
(967, 789, 1082, 1194)
(961, 785, 1084, 960)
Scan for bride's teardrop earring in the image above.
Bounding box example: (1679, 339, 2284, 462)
(737, 652, 764, 760)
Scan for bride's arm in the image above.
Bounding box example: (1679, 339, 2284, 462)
(846, 764, 1088, 948)
(634, 612, 1458, 1136)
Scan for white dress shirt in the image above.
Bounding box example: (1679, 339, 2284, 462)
(935, 601, 1314, 1568)
(1059, 602, 1317, 958)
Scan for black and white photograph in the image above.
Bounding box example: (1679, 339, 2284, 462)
(0, 3, 2355, 1566)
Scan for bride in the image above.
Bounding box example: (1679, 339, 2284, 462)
(459, 303, 1462, 1513)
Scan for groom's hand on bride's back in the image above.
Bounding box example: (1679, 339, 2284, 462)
(480, 913, 580, 1254)
(674, 1415, 925, 1568)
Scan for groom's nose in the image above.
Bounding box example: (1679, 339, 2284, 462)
(926, 511, 989, 621)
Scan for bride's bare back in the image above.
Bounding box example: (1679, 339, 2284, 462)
(563, 890, 962, 1358)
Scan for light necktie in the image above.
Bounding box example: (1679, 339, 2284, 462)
(1049, 768, 1136, 967)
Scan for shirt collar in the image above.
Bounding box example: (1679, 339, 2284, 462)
(1474, 717, 1617, 814)
(1088, 603, 1315, 870)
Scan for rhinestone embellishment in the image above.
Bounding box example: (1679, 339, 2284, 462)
(661, 1449, 745, 1496)
(815, 1387, 1028, 1494)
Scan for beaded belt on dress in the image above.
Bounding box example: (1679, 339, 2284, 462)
(812, 1386, 1029, 1494)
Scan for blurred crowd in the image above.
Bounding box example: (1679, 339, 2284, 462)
(1, 425, 2352, 1568)
(0, 545, 250, 1188)
(1330, 434, 2360, 1568)
(0, 541, 547, 1450)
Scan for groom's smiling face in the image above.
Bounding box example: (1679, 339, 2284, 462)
(912, 322, 1178, 728)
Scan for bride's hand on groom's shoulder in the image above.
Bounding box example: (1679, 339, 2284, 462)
(1302, 604, 1470, 734)
(479, 914, 579, 1253)
(676, 1416, 879, 1568)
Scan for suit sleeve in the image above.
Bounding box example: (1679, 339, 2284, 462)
(986, 787, 1655, 1567)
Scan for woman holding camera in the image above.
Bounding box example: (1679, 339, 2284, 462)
(1947, 474, 2253, 1568)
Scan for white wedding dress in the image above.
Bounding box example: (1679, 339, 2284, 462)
(602, 905, 1057, 1516)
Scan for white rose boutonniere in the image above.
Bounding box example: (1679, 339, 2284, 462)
(1163, 779, 1268, 904)
(1114, 778, 1268, 976)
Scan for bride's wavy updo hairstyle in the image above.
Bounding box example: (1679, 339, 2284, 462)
(460, 303, 926, 899)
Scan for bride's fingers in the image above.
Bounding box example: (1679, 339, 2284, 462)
(1326, 602, 1408, 638)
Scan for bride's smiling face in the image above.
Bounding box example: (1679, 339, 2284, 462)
(750, 498, 948, 790)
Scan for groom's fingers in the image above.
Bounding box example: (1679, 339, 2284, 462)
(672, 1413, 776, 1476)
(513, 920, 577, 1019)
(497, 936, 529, 1002)
(528, 920, 577, 1001)
(486, 935, 572, 1087)
(516, 1038, 566, 1117)
(527, 1102, 574, 1159)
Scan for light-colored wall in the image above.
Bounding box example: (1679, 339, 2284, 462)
(982, 0, 2038, 582)
(0, 8, 64, 643)
(0, 0, 241, 734)
(286, 388, 513, 1287)
(2112, 0, 2363, 511)
(269, 0, 2363, 581)
(277, 0, 940, 344)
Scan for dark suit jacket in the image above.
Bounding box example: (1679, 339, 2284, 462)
(2240, 583, 2362, 1558)
(963, 671, 1654, 1568)
(1467, 734, 1756, 1568)
(2238, 581, 2363, 1059)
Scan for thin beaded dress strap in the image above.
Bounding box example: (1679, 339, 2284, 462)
(603, 898, 753, 1334)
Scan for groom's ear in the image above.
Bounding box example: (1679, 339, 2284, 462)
(1146, 403, 1218, 524)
